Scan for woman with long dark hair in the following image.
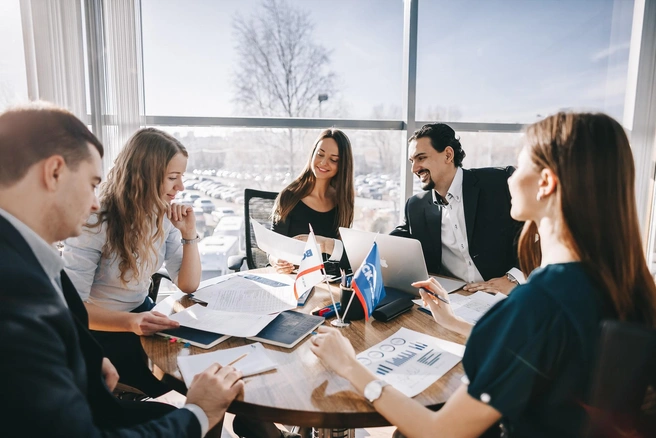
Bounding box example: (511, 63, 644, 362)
(63, 128, 200, 395)
(311, 112, 656, 437)
(270, 128, 355, 273)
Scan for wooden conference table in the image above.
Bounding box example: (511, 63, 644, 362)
(141, 268, 468, 429)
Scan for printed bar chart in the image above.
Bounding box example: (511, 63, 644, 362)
(417, 349, 442, 367)
(386, 350, 417, 367)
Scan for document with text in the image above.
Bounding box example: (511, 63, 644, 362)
(414, 291, 506, 324)
(192, 274, 297, 314)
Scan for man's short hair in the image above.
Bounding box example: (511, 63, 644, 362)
(0, 102, 104, 186)
(409, 123, 466, 167)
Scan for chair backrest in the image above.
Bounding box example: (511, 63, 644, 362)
(585, 320, 656, 437)
(243, 188, 279, 270)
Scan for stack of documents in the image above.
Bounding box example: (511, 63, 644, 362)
(177, 343, 277, 387)
(414, 291, 506, 324)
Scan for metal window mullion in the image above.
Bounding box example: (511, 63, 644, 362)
(401, 0, 419, 210)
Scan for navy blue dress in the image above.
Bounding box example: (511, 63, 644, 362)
(463, 262, 614, 437)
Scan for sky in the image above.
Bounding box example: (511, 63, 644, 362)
(1, 0, 635, 123)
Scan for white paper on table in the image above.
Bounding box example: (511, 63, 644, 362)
(152, 291, 187, 315)
(413, 291, 506, 324)
(145, 390, 187, 408)
(191, 274, 297, 314)
(355, 327, 464, 398)
(177, 342, 277, 388)
(168, 304, 278, 337)
(251, 219, 306, 265)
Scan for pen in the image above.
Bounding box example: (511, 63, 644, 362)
(318, 303, 340, 316)
(420, 287, 450, 305)
(227, 353, 249, 367)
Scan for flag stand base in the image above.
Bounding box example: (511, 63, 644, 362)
(330, 320, 351, 328)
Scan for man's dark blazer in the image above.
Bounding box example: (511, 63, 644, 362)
(0, 215, 201, 437)
(391, 167, 522, 281)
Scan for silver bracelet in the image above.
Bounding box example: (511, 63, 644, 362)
(181, 234, 200, 245)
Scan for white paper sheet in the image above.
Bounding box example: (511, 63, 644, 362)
(192, 274, 297, 314)
(168, 304, 278, 337)
(177, 342, 277, 388)
(355, 327, 464, 398)
(414, 291, 506, 324)
(251, 219, 306, 265)
(145, 390, 187, 408)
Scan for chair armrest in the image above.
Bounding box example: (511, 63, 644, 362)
(149, 268, 172, 302)
(227, 254, 246, 272)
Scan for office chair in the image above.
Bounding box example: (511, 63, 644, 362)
(227, 188, 279, 272)
(584, 320, 656, 437)
(148, 268, 171, 303)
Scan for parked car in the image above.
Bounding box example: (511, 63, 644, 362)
(212, 215, 245, 252)
(193, 198, 215, 213)
(198, 235, 240, 279)
(211, 208, 236, 224)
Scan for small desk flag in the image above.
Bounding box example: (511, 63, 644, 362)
(293, 230, 324, 300)
(352, 241, 386, 320)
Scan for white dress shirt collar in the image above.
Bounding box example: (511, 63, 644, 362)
(432, 166, 464, 205)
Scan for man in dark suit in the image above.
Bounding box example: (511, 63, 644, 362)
(0, 103, 243, 437)
(391, 123, 523, 294)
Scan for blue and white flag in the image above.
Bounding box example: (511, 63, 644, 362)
(352, 242, 386, 320)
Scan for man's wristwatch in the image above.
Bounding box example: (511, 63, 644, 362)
(506, 272, 519, 284)
(363, 379, 390, 403)
(181, 234, 200, 245)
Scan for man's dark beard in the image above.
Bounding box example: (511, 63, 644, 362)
(421, 176, 435, 191)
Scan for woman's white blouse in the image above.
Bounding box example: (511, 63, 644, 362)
(63, 215, 184, 312)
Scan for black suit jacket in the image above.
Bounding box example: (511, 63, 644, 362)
(0, 215, 201, 437)
(391, 167, 522, 280)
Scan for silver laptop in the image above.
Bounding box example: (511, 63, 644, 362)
(340, 227, 466, 296)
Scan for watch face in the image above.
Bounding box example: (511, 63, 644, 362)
(364, 380, 383, 402)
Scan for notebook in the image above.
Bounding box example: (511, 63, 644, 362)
(177, 343, 277, 387)
(339, 227, 467, 296)
(157, 326, 230, 349)
(248, 310, 325, 348)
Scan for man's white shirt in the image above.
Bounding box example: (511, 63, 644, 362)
(432, 167, 484, 283)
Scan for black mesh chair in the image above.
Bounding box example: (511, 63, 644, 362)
(227, 189, 279, 271)
(584, 320, 656, 437)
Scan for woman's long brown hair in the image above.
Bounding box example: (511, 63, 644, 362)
(518, 112, 656, 325)
(92, 128, 187, 284)
(273, 129, 355, 232)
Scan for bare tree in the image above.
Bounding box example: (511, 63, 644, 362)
(232, 0, 337, 175)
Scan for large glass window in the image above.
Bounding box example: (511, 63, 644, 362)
(141, 0, 404, 119)
(416, 0, 635, 124)
(149, 125, 404, 276)
(0, 0, 28, 111)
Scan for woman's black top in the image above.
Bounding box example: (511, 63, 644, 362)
(272, 200, 339, 240)
(463, 262, 614, 437)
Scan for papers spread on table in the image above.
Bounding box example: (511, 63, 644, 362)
(168, 304, 278, 337)
(355, 327, 464, 397)
(413, 291, 506, 324)
(177, 342, 277, 388)
(251, 219, 306, 265)
(192, 273, 297, 314)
